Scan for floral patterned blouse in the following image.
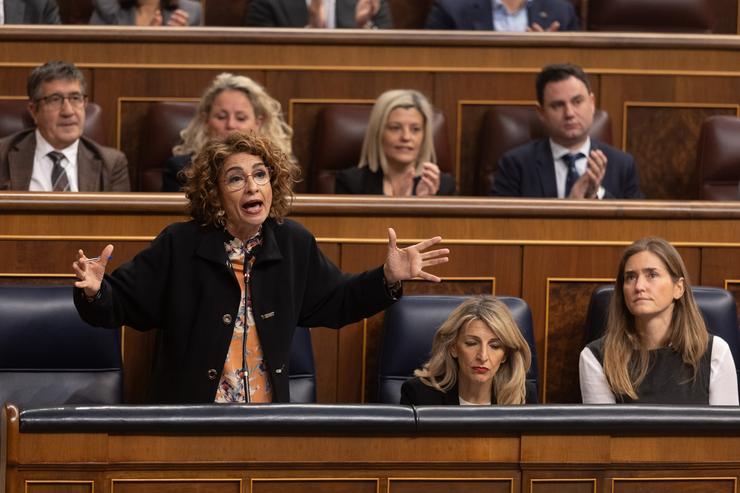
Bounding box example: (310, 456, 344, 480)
(214, 230, 273, 403)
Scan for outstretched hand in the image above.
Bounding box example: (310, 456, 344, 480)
(383, 228, 449, 284)
(72, 244, 114, 298)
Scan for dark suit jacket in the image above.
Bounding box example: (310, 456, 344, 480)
(426, 0, 580, 31)
(334, 166, 456, 195)
(245, 0, 392, 28)
(75, 219, 397, 403)
(162, 154, 192, 192)
(0, 129, 130, 192)
(491, 138, 643, 199)
(400, 377, 538, 405)
(4, 0, 60, 24)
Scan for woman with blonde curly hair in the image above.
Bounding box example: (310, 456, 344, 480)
(579, 237, 738, 405)
(335, 89, 456, 196)
(162, 72, 293, 192)
(401, 295, 534, 405)
(73, 133, 449, 405)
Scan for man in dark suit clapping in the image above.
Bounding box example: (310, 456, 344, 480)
(491, 64, 643, 199)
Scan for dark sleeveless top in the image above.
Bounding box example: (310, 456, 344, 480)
(587, 336, 713, 404)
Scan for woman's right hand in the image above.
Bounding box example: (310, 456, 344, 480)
(73, 244, 114, 298)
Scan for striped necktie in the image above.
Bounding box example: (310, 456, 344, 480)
(48, 151, 70, 192)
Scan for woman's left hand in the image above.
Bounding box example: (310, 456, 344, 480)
(383, 228, 449, 283)
(166, 8, 190, 26)
(355, 0, 380, 27)
(414, 162, 441, 196)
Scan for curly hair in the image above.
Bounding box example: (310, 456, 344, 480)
(183, 132, 300, 227)
(413, 295, 531, 405)
(174, 73, 293, 158)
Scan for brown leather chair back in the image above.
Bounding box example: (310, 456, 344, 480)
(587, 0, 714, 32)
(137, 101, 198, 192)
(0, 99, 105, 144)
(477, 105, 611, 196)
(57, 0, 94, 24)
(697, 115, 740, 201)
(311, 104, 451, 194)
(205, 0, 251, 26)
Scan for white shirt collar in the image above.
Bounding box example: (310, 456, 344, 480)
(549, 137, 591, 161)
(35, 129, 80, 162)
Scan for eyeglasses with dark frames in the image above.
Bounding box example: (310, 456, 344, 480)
(35, 92, 88, 110)
(223, 166, 272, 192)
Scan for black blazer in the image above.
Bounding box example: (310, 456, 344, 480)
(161, 154, 192, 192)
(245, 0, 392, 28)
(400, 377, 538, 405)
(425, 0, 580, 31)
(334, 166, 456, 195)
(75, 218, 397, 404)
(491, 138, 643, 199)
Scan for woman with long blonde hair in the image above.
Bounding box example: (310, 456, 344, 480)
(162, 73, 293, 192)
(401, 295, 534, 405)
(579, 237, 738, 404)
(334, 89, 455, 196)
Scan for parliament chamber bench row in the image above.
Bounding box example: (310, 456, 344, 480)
(54, 0, 740, 33)
(4, 403, 740, 493)
(2, 98, 739, 199)
(2, 193, 740, 404)
(1, 283, 738, 410)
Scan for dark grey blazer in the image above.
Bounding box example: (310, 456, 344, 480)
(90, 0, 203, 25)
(491, 138, 643, 199)
(4, 0, 60, 24)
(245, 0, 392, 28)
(426, 0, 580, 31)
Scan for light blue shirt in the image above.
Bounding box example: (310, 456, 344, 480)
(492, 0, 530, 32)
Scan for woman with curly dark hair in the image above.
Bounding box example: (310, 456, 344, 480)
(72, 133, 448, 404)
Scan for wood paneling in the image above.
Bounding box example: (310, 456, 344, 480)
(2, 194, 740, 404)
(529, 478, 596, 493)
(388, 479, 514, 493)
(252, 479, 377, 493)
(625, 105, 738, 199)
(112, 479, 241, 493)
(3, 30, 740, 194)
(612, 478, 735, 493)
(27, 483, 93, 493)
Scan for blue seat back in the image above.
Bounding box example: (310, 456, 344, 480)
(289, 326, 316, 403)
(0, 285, 123, 408)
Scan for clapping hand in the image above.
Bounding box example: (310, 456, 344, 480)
(308, 0, 327, 27)
(72, 244, 114, 298)
(383, 228, 449, 284)
(568, 149, 607, 199)
(414, 162, 442, 196)
(355, 0, 380, 27)
(528, 20, 561, 32)
(166, 8, 190, 26)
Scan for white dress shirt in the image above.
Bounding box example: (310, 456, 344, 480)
(492, 0, 530, 32)
(29, 130, 80, 192)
